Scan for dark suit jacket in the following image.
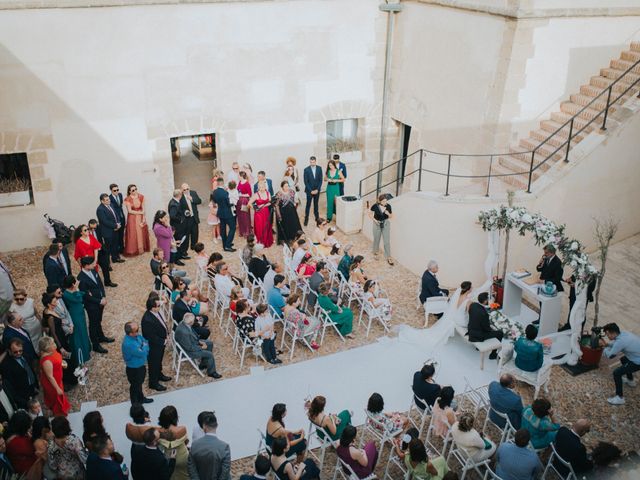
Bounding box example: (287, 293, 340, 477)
(2, 328, 37, 364)
(96, 204, 119, 239)
(303, 166, 323, 193)
(168, 198, 185, 229)
(253, 179, 274, 196)
(412, 371, 441, 410)
(41, 248, 71, 276)
(109, 193, 126, 224)
(248, 257, 269, 282)
(536, 255, 564, 292)
(175, 322, 201, 357)
(554, 426, 593, 474)
(211, 188, 234, 220)
(180, 191, 202, 224)
(44, 256, 67, 288)
(0, 356, 37, 408)
(86, 452, 126, 480)
(467, 302, 492, 341)
(78, 269, 106, 311)
(141, 310, 168, 349)
(132, 445, 176, 480)
(337, 161, 347, 179)
(419, 270, 445, 303)
(172, 299, 192, 323)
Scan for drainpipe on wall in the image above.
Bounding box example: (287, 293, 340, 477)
(376, 1, 403, 195)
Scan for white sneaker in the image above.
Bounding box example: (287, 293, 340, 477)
(607, 395, 625, 405)
(622, 377, 637, 387)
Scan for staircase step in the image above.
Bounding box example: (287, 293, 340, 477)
(589, 75, 637, 93)
(519, 138, 564, 162)
(560, 101, 602, 122)
(631, 41, 640, 53)
(610, 58, 640, 75)
(549, 112, 594, 134)
(501, 152, 550, 174)
(570, 93, 611, 111)
(531, 128, 583, 148)
(621, 50, 640, 63)
(600, 67, 640, 84)
(491, 163, 530, 190)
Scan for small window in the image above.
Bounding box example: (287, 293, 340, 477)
(0, 153, 33, 207)
(326, 119, 359, 158)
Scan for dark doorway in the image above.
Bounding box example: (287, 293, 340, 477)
(399, 123, 412, 183)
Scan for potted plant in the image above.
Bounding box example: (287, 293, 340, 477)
(0, 176, 31, 207)
(579, 217, 619, 366)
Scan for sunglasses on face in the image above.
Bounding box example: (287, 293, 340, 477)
(131, 188, 137, 192)
(14, 297, 26, 302)
(233, 167, 239, 170)
(82, 229, 88, 233)
(112, 188, 119, 192)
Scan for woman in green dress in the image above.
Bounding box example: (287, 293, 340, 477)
(404, 438, 449, 480)
(62, 275, 91, 365)
(306, 395, 352, 442)
(317, 282, 354, 338)
(325, 160, 344, 222)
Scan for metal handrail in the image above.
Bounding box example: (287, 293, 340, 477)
(359, 55, 640, 198)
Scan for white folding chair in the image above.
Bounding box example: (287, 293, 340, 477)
(483, 466, 505, 480)
(407, 390, 432, 436)
(307, 421, 335, 471)
(214, 290, 231, 327)
(359, 298, 390, 338)
(446, 440, 491, 480)
(383, 452, 407, 480)
(315, 304, 346, 345)
(280, 315, 319, 360)
(542, 443, 578, 480)
(233, 325, 266, 369)
(459, 379, 490, 417)
(422, 296, 449, 327)
(172, 332, 206, 385)
(362, 409, 403, 453)
(482, 407, 516, 445)
(424, 417, 453, 458)
(194, 264, 207, 290)
(333, 456, 376, 480)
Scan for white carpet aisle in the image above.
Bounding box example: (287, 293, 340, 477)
(69, 333, 498, 464)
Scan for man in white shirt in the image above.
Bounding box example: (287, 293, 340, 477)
(254, 303, 281, 364)
(214, 262, 250, 298)
(226, 162, 240, 184)
(291, 239, 308, 271)
(263, 263, 290, 296)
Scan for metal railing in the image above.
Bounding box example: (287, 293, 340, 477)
(360, 56, 640, 199)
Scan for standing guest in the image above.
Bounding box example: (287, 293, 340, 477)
(42, 292, 77, 388)
(275, 181, 302, 245)
(141, 296, 172, 391)
(266, 275, 287, 317)
(126, 405, 155, 479)
(255, 304, 281, 364)
(253, 170, 274, 196)
(180, 183, 202, 251)
(369, 194, 394, 265)
(243, 163, 255, 185)
(468, 293, 503, 359)
(85, 435, 126, 480)
(600, 322, 640, 405)
(337, 425, 378, 479)
(303, 156, 322, 227)
(270, 436, 320, 480)
(317, 282, 354, 338)
(412, 363, 441, 410)
(78, 256, 113, 354)
(249, 181, 274, 248)
(521, 398, 560, 449)
(62, 275, 92, 365)
(157, 406, 189, 479)
(284, 156, 301, 192)
(41, 240, 72, 279)
(228, 180, 240, 217)
(82, 411, 106, 452)
(109, 183, 127, 256)
(451, 412, 496, 463)
(236, 171, 253, 238)
(0, 258, 16, 323)
(488, 374, 523, 429)
(168, 189, 188, 260)
(5, 411, 36, 475)
(496, 429, 543, 480)
(207, 196, 221, 244)
(240, 454, 271, 480)
(31, 417, 52, 479)
(134, 428, 177, 480)
(39, 336, 71, 416)
(96, 193, 125, 263)
(10, 289, 42, 353)
(44, 243, 68, 288)
(47, 285, 74, 344)
(535, 244, 564, 293)
(553, 420, 593, 475)
(27, 398, 42, 420)
(152, 210, 181, 265)
(122, 321, 152, 405)
(404, 438, 448, 480)
(266, 403, 307, 462)
(324, 159, 344, 222)
(2, 312, 37, 365)
(188, 412, 231, 480)
(0, 338, 37, 409)
(175, 313, 221, 379)
(72, 223, 102, 267)
(419, 260, 449, 305)
(333, 154, 348, 196)
(88, 219, 117, 287)
(123, 184, 151, 257)
(212, 177, 237, 252)
(337, 244, 354, 281)
(227, 162, 241, 184)
(306, 395, 352, 442)
(514, 324, 544, 372)
(48, 416, 87, 480)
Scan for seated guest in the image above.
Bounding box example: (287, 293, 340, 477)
(263, 262, 290, 296)
(431, 386, 457, 438)
(48, 416, 87, 479)
(236, 300, 258, 343)
(522, 398, 560, 450)
(306, 395, 352, 442)
(366, 392, 408, 434)
(391, 427, 420, 462)
(326, 244, 342, 267)
(175, 314, 221, 379)
(295, 253, 316, 279)
(488, 374, 523, 429)
(601, 322, 640, 406)
(412, 363, 441, 410)
(337, 244, 354, 281)
(170, 278, 208, 315)
(496, 429, 543, 480)
(404, 438, 448, 480)
(451, 412, 496, 462)
(308, 261, 337, 308)
(317, 227, 338, 256)
(317, 282, 354, 339)
(214, 262, 250, 298)
(241, 234, 257, 265)
(267, 275, 287, 317)
(255, 304, 281, 364)
(0, 338, 38, 409)
(363, 279, 392, 325)
(337, 425, 378, 479)
(133, 427, 177, 480)
(5, 410, 36, 475)
(283, 294, 320, 350)
(172, 290, 210, 339)
(248, 243, 270, 281)
(419, 260, 449, 304)
(311, 218, 328, 246)
(230, 286, 254, 321)
(468, 292, 503, 359)
(270, 436, 320, 480)
(514, 324, 544, 372)
(205, 252, 224, 280)
(266, 403, 307, 462)
(156, 262, 174, 293)
(348, 256, 367, 290)
(291, 239, 309, 271)
(554, 419, 593, 475)
(149, 248, 189, 284)
(85, 434, 126, 479)
(240, 454, 271, 480)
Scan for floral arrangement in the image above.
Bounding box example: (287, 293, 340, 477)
(489, 309, 524, 340)
(478, 206, 597, 285)
(74, 365, 89, 386)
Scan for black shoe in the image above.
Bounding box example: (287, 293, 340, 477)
(489, 351, 498, 360)
(224, 248, 236, 252)
(181, 255, 191, 260)
(159, 374, 172, 382)
(149, 384, 167, 391)
(114, 258, 125, 263)
(109, 267, 113, 271)
(304, 219, 308, 227)
(93, 346, 108, 354)
(100, 337, 115, 343)
(208, 372, 222, 379)
(105, 282, 118, 288)
(142, 397, 154, 404)
(175, 260, 186, 266)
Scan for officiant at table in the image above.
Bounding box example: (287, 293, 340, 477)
(536, 245, 563, 293)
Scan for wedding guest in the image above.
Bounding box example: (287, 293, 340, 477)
(78, 256, 113, 354)
(275, 181, 302, 245)
(295, 253, 316, 279)
(42, 292, 77, 388)
(333, 154, 347, 196)
(62, 275, 91, 365)
(270, 436, 319, 480)
(72, 224, 101, 267)
(404, 438, 448, 480)
(601, 322, 640, 406)
(317, 227, 337, 256)
(451, 412, 496, 462)
(211, 177, 237, 252)
(431, 386, 457, 438)
(391, 427, 419, 461)
(291, 239, 309, 271)
(44, 243, 68, 288)
(285, 156, 301, 190)
(228, 180, 240, 217)
(230, 286, 253, 321)
(369, 194, 394, 265)
(39, 336, 71, 416)
(3, 312, 37, 365)
(337, 425, 378, 479)
(266, 403, 307, 462)
(253, 170, 274, 196)
(126, 405, 153, 479)
(152, 210, 182, 265)
(82, 411, 107, 451)
(87, 219, 117, 287)
(248, 243, 270, 281)
(307, 395, 352, 442)
(85, 435, 126, 479)
(412, 363, 441, 410)
(187, 412, 231, 480)
(488, 374, 523, 429)
(207, 197, 221, 244)
(27, 398, 42, 420)
(179, 183, 202, 251)
(167, 189, 187, 260)
(236, 300, 258, 344)
(366, 392, 408, 434)
(553, 420, 593, 475)
(317, 282, 354, 338)
(255, 304, 281, 364)
(123, 184, 151, 256)
(109, 183, 126, 255)
(0, 338, 37, 409)
(419, 260, 449, 305)
(157, 406, 189, 479)
(267, 275, 287, 317)
(227, 162, 241, 184)
(311, 218, 328, 247)
(155, 262, 174, 293)
(337, 244, 354, 281)
(240, 454, 271, 480)
(249, 181, 274, 248)
(136, 427, 177, 480)
(308, 261, 336, 308)
(348, 255, 367, 289)
(237, 171, 253, 238)
(96, 193, 124, 263)
(5, 410, 36, 475)
(121, 321, 152, 405)
(324, 160, 344, 222)
(264, 262, 288, 295)
(171, 279, 209, 318)
(283, 294, 320, 349)
(363, 280, 392, 325)
(514, 324, 544, 372)
(205, 252, 224, 280)
(10, 289, 42, 353)
(48, 416, 87, 480)
(303, 156, 323, 226)
(150, 247, 189, 282)
(536, 244, 564, 293)
(215, 262, 250, 298)
(242, 234, 257, 264)
(496, 428, 543, 480)
(31, 416, 52, 479)
(522, 398, 560, 449)
(242, 163, 255, 184)
(0, 438, 13, 478)
(468, 292, 503, 359)
(175, 313, 221, 378)
(141, 296, 172, 392)
(326, 244, 342, 266)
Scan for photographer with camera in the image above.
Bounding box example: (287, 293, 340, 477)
(368, 194, 394, 266)
(600, 322, 640, 406)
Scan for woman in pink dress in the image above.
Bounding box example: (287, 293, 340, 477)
(152, 210, 174, 261)
(237, 171, 253, 238)
(249, 181, 274, 248)
(123, 184, 151, 256)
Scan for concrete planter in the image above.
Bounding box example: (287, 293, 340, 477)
(336, 195, 363, 234)
(0, 190, 30, 207)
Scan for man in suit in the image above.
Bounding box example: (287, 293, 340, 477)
(172, 290, 210, 339)
(0, 338, 37, 409)
(333, 154, 348, 196)
(240, 455, 271, 480)
(252, 170, 274, 196)
(188, 411, 231, 480)
(43, 243, 68, 288)
(109, 183, 126, 256)
(308, 261, 337, 308)
(175, 314, 221, 379)
(2, 312, 37, 366)
(150, 248, 190, 283)
(168, 189, 189, 260)
(141, 296, 172, 391)
(42, 241, 71, 279)
(536, 244, 564, 292)
(211, 178, 236, 252)
(488, 374, 523, 429)
(96, 193, 124, 263)
(85, 434, 127, 480)
(88, 219, 117, 287)
(468, 292, 503, 359)
(303, 156, 323, 226)
(554, 420, 593, 475)
(179, 183, 202, 251)
(133, 428, 177, 480)
(77, 256, 114, 354)
(419, 260, 449, 318)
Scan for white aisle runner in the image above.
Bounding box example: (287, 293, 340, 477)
(69, 334, 497, 463)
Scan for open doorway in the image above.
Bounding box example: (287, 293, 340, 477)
(399, 122, 411, 183)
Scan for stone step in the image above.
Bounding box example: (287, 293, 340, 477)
(549, 112, 594, 133)
(570, 93, 611, 112)
(600, 67, 640, 84)
(589, 75, 637, 94)
(498, 155, 544, 178)
(491, 163, 530, 190)
(610, 58, 640, 75)
(531, 128, 583, 148)
(621, 50, 640, 63)
(631, 41, 640, 53)
(503, 150, 552, 173)
(560, 101, 602, 122)
(518, 138, 564, 161)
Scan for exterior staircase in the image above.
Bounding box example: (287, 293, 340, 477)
(492, 41, 640, 190)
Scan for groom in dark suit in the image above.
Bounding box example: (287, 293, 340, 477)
(468, 292, 503, 359)
(211, 178, 236, 252)
(108, 184, 126, 256)
(303, 156, 323, 226)
(536, 244, 564, 292)
(96, 194, 124, 263)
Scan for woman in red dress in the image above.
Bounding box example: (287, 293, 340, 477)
(123, 184, 151, 256)
(5, 411, 37, 475)
(236, 171, 253, 238)
(39, 336, 71, 416)
(73, 224, 101, 268)
(249, 181, 274, 248)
